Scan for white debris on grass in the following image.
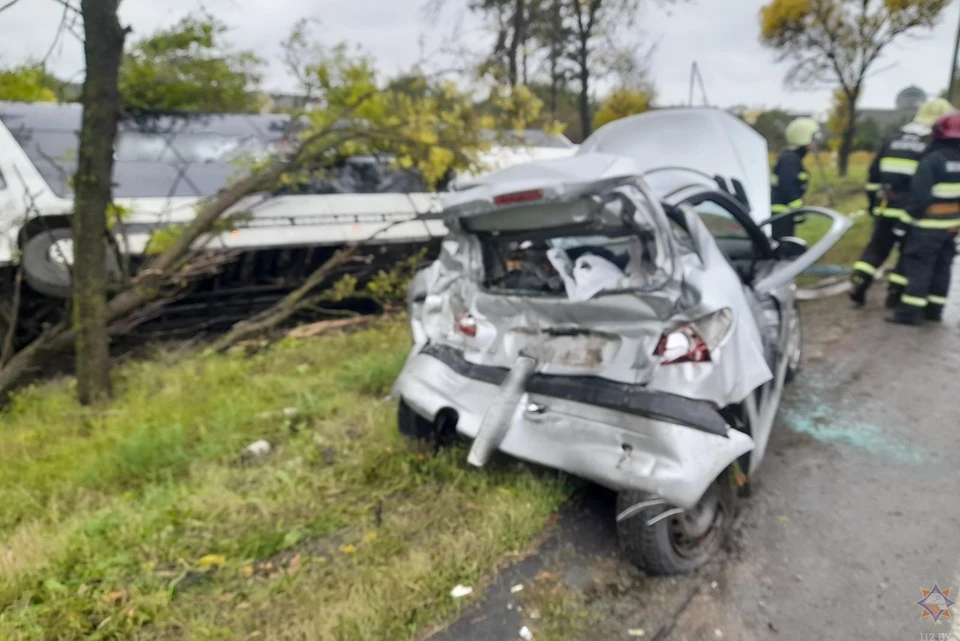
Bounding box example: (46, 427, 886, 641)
(241, 440, 271, 459)
(627, 630, 645, 637)
(510, 584, 524, 594)
(519, 626, 533, 640)
(450, 584, 473, 599)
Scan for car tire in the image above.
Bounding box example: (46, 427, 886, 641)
(616, 473, 736, 576)
(22, 228, 121, 300)
(397, 399, 439, 442)
(784, 303, 803, 384)
(22, 228, 73, 299)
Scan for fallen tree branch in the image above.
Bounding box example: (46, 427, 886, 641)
(209, 217, 411, 353)
(285, 315, 374, 339)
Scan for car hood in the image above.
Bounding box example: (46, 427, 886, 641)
(577, 108, 771, 223)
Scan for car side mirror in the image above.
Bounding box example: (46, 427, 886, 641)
(774, 236, 808, 260)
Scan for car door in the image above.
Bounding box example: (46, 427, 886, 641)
(677, 191, 852, 473)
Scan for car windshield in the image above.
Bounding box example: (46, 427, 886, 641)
(0, 104, 288, 199)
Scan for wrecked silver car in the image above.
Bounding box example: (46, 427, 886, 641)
(392, 109, 850, 575)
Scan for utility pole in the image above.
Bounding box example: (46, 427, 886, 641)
(949, 6, 960, 103)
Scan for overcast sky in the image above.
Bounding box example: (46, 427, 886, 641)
(1, 0, 958, 114)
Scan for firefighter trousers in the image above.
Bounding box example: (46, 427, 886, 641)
(851, 215, 908, 292)
(895, 227, 957, 322)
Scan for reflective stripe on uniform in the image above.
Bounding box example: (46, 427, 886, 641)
(787, 198, 804, 209)
(928, 295, 949, 305)
(931, 183, 960, 199)
(853, 261, 877, 276)
(865, 182, 882, 192)
(901, 295, 929, 307)
(873, 207, 911, 222)
(771, 204, 790, 213)
(798, 171, 810, 181)
(914, 218, 960, 229)
(879, 157, 919, 175)
(888, 273, 908, 286)
(770, 175, 779, 187)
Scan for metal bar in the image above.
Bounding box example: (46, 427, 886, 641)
(646, 507, 685, 527)
(616, 499, 666, 523)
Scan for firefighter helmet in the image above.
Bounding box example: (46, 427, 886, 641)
(785, 118, 820, 148)
(915, 98, 957, 127)
(933, 112, 960, 141)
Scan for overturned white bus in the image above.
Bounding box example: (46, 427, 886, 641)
(0, 101, 575, 336)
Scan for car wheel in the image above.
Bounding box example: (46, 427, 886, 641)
(616, 473, 736, 575)
(22, 228, 121, 299)
(22, 228, 74, 299)
(784, 303, 803, 383)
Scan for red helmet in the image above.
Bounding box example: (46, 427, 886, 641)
(934, 113, 960, 140)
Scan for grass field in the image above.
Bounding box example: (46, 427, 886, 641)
(0, 321, 570, 640)
(796, 151, 874, 270)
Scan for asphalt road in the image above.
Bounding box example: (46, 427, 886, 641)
(430, 291, 960, 641)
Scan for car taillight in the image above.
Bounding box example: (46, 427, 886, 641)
(654, 325, 710, 364)
(455, 311, 477, 337)
(654, 309, 733, 365)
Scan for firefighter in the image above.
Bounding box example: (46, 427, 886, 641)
(889, 112, 960, 325)
(850, 98, 957, 308)
(770, 118, 820, 239)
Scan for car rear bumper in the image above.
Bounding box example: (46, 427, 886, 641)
(392, 346, 755, 510)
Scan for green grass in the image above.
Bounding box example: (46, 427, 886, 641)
(795, 151, 874, 272)
(0, 320, 571, 640)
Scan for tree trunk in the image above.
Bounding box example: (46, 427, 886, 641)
(838, 94, 858, 178)
(578, 48, 591, 139)
(73, 0, 127, 405)
(507, 0, 525, 87)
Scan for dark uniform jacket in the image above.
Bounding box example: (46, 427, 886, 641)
(770, 148, 809, 214)
(908, 139, 960, 229)
(866, 122, 931, 221)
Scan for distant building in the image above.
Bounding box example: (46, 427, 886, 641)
(896, 86, 927, 112)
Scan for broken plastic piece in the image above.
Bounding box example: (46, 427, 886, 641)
(450, 584, 473, 599)
(627, 630, 646, 638)
(510, 584, 524, 593)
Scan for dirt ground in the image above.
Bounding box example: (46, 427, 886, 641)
(429, 288, 960, 641)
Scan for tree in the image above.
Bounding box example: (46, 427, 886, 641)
(759, 0, 951, 176)
(120, 13, 263, 113)
(592, 88, 651, 130)
(0, 37, 546, 397)
(0, 64, 63, 102)
(71, 0, 128, 404)
(826, 87, 850, 152)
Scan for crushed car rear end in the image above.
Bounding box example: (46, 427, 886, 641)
(392, 153, 772, 512)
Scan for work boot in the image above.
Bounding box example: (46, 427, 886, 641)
(849, 273, 871, 307)
(885, 285, 905, 310)
(924, 304, 944, 322)
(886, 306, 924, 326)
